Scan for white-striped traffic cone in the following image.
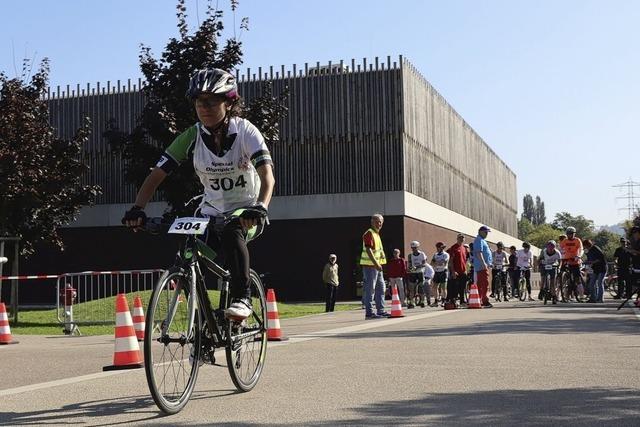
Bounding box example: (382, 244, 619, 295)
(390, 285, 405, 318)
(468, 284, 482, 309)
(266, 289, 287, 341)
(103, 294, 143, 370)
(0, 302, 18, 345)
(132, 295, 145, 341)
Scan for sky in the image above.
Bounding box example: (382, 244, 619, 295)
(2, 0, 638, 226)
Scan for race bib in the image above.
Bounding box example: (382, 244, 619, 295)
(168, 217, 210, 235)
(544, 265, 554, 270)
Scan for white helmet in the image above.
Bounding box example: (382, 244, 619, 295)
(566, 226, 576, 234)
(410, 241, 420, 248)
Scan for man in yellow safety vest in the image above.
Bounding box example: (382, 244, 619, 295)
(360, 213, 389, 319)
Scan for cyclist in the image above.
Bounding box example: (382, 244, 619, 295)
(431, 242, 449, 306)
(539, 240, 562, 304)
(407, 241, 427, 308)
(559, 226, 584, 302)
(516, 242, 534, 301)
(491, 242, 509, 302)
(122, 68, 275, 321)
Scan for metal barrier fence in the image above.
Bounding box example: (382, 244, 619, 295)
(56, 269, 165, 334)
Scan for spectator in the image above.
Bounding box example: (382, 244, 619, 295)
(322, 254, 339, 312)
(613, 237, 631, 299)
(473, 226, 494, 308)
(387, 249, 408, 307)
(583, 239, 607, 303)
(447, 234, 468, 307)
(359, 213, 389, 319)
(432, 242, 449, 306)
(424, 262, 436, 306)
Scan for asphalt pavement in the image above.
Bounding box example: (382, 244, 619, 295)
(1, 297, 639, 426)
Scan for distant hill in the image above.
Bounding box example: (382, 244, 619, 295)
(597, 224, 625, 236)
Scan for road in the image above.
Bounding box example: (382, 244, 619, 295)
(1, 299, 639, 426)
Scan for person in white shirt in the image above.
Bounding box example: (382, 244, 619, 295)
(431, 242, 450, 307)
(539, 241, 562, 303)
(516, 242, 534, 301)
(491, 242, 509, 302)
(424, 262, 436, 305)
(407, 241, 427, 308)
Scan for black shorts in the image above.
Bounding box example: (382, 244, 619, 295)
(434, 271, 448, 284)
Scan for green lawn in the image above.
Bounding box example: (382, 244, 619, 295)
(8, 291, 359, 336)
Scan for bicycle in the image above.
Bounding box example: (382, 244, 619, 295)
(540, 264, 559, 305)
(141, 210, 268, 414)
(517, 267, 530, 301)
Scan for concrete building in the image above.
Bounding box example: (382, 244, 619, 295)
(18, 55, 523, 303)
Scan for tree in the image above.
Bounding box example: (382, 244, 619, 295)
(533, 196, 546, 225)
(0, 59, 100, 255)
(526, 223, 559, 248)
(518, 217, 534, 241)
(593, 229, 620, 261)
(106, 0, 287, 216)
(522, 194, 535, 222)
(552, 212, 595, 240)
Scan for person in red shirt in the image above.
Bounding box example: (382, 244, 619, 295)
(447, 233, 469, 306)
(387, 249, 408, 307)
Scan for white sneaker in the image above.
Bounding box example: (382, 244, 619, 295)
(224, 298, 253, 321)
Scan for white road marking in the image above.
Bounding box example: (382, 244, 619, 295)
(0, 309, 456, 396)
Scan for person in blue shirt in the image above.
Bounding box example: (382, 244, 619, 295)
(473, 225, 493, 308)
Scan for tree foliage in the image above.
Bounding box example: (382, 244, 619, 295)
(0, 59, 101, 255)
(526, 223, 559, 248)
(106, 0, 287, 216)
(522, 194, 535, 223)
(593, 229, 620, 261)
(552, 212, 595, 240)
(533, 195, 546, 225)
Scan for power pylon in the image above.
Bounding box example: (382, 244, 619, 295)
(613, 178, 640, 220)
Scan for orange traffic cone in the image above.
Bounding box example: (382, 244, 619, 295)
(266, 289, 287, 341)
(0, 302, 18, 345)
(132, 295, 145, 342)
(103, 294, 143, 371)
(468, 284, 482, 309)
(390, 285, 405, 318)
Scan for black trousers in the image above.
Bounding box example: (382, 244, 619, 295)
(492, 269, 508, 297)
(447, 272, 467, 304)
(325, 284, 337, 312)
(205, 218, 252, 300)
(626, 272, 640, 300)
(617, 270, 629, 297)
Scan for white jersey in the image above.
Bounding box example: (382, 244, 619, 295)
(516, 249, 533, 269)
(540, 249, 562, 266)
(492, 251, 509, 269)
(159, 117, 272, 216)
(408, 251, 427, 273)
(431, 251, 450, 272)
(423, 263, 435, 280)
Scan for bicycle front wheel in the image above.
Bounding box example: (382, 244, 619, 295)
(144, 269, 201, 414)
(226, 269, 268, 392)
(519, 280, 527, 301)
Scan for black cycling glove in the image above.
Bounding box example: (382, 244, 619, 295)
(122, 205, 147, 226)
(240, 205, 268, 222)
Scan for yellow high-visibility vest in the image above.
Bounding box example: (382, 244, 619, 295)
(360, 228, 387, 266)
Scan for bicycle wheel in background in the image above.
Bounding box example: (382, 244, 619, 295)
(145, 269, 201, 414)
(226, 269, 268, 392)
(519, 279, 527, 301)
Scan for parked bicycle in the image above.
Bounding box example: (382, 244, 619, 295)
(141, 211, 268, 414)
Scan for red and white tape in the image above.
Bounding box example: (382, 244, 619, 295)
(0, 269, 165, 281)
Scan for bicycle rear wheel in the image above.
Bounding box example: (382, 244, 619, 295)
(145, 269, 201, 414)
(226, 269, 268, 392)
(519, 280, 527, 301)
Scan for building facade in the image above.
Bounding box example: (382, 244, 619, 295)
(19, 56, 520, 303)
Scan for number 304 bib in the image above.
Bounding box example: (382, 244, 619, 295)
(193, 121, 263, 215)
